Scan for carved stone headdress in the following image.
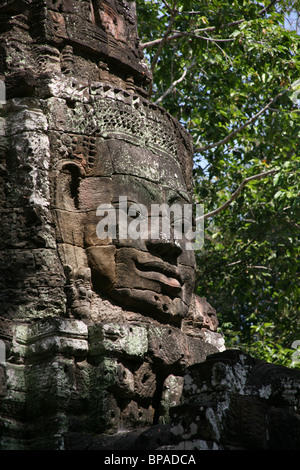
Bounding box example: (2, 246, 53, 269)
(43, 75, 194, 195)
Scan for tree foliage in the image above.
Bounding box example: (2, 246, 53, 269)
(136, 0, 300, 367)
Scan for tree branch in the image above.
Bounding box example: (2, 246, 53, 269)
(141, 29, 224, 49)
(194, 84, 292, 153)
(141, 0, 280, 50)
(150, 12, 177, 74)
(154, 69, 187, 105)
(258, 0, 280, 16)
(227, 260, 242, 266)
(247, 265, 271, 270)
(141, 21, 243, 50)
(161, 0, 173, 14)
(147, 1, 179, 98)
(202, 169, 277, 220)
(182, 1, 279, 17)
(154, 60, 195, 104)
(171, 30, 235, 42)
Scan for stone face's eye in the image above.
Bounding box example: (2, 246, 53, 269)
(128, 208, 140, 219)
(127, 203, 147, 220)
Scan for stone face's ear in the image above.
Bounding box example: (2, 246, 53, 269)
(53, 161, 85, 212)
(51, 161, 89, 272)
(52, 163, 95, 319)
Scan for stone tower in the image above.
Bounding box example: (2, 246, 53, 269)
(0, 0, 224, 450)
(2, 0, 298, 452)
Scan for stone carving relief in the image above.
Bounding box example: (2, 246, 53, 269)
(0, 0, 299, 453)
(64, 266, 93, 319)
(49, 80, 197, 327)
(0, 0, 262, 452)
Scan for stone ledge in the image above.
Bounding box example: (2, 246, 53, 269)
(11, 318, 88, 360)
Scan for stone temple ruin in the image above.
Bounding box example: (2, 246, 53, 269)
(0, 0, 299, 451)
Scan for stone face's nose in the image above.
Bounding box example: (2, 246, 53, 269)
(146, 238, 183, 265)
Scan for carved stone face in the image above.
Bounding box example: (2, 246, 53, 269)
(51, 81, 196, 325)
(78, 139, 196, 324)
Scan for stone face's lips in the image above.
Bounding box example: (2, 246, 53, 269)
(134, 257, 182, 293)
